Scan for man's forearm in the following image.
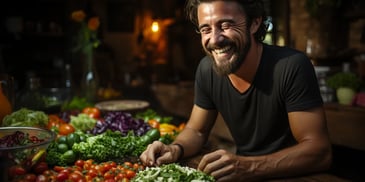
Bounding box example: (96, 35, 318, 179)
(243, 139, 332, 179)
(172, 126, 208, 158)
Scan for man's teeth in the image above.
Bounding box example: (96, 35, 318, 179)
(214, 46, 231, 54)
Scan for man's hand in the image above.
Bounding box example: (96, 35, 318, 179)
(140, 141, 181, 166)
(198, 149, 256, 182)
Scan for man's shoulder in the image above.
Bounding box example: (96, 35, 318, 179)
(263, 44, 305, 57)
(263, 44, 310, 66)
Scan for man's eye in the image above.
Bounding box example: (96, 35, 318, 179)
(199, 27, 211, 34)
(221, 22, 232, 30)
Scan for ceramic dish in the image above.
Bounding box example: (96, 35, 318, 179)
(95, 100, 150, 112)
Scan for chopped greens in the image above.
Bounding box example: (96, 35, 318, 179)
(72, 130, 152, 162)
(2, 108, 48, 127)
(132, 163, 215, 182)
(70, 113, 97, 132)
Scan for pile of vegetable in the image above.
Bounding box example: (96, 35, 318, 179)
(46, 129, 160, 166)
(12, 159, 143, 182)
(2, 108, 48, 127)
(132, 163, 215, 182)
(89, 111, 151, 136)
(2, 104, 197, 181)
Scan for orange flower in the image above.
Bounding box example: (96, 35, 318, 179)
(71, 10, 86, 22)
(88, 17, 100, 31)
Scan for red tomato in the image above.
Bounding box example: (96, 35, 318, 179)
(47, 114, 66, 130)
(87, 168, 98, 178)
(58, 123, 75, 135)
(123, 162, 133, 169)
(74, 159, 84, 168)
(125, 169, 135, 179)
(114, 173, 126, 180)
(94, 164, 106, 174)
(133, 163, 144, 172)
(68, 171, 84, 182)
(82, 107, 101, 119)
(104, 171, 115, 179)
(32, 161, 49, 174)
(103, 162, 112, 172)
(8, 165, 26, 177)
(56, 171, 69, 182)
(53, 166, 66, 172)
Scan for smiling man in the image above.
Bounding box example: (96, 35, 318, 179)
(140, 0, 332, 181)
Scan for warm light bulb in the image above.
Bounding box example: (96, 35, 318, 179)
(151, 21, 159, 32)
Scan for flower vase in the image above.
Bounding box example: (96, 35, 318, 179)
(80, 46, 99, 103)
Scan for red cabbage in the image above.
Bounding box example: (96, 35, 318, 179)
(89, 111, 150, 136)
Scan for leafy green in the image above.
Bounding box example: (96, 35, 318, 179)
(70, 113, 97, 132)
(61, 96, 93, 111)
(135, 109, 172, 123)
(326, 72, 363, 90)
(132, 163, 215, 182)
(46, 142, 69, 166)
(2, 108, 48, 127)
(72, 130, 149, 162)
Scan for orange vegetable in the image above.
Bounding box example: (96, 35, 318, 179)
(159, 123, 179, 136)
(148, 119, 160, 129)
(82, 107, 101, 119)
(58, 123, 75, 135)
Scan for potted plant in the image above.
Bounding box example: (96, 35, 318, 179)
(326, 72, 363, 105)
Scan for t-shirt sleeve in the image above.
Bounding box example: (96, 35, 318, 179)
(282, 53, 323, 112)
(194, 57, 216, 110)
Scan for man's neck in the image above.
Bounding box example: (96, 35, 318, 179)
(228, 41, 263, 93)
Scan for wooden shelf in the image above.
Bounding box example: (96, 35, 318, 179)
(324, 103, 365, 151)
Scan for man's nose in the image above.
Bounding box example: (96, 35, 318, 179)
(209, 28, 224, 45)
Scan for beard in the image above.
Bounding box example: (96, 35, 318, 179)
(204, 31, 251, 76)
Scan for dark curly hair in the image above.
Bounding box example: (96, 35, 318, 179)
(185, 0, 268, 42)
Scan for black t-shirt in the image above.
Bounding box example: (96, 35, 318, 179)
(194, 44, 323, 155)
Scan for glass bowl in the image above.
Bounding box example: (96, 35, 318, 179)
(0, 127, 56, 181)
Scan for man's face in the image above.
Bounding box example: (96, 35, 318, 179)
(197, 1, 251, 76)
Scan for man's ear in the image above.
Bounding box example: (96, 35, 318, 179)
(250, 17, 262, 34)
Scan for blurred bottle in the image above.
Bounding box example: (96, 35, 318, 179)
(64, 64, 73, 89)
(15, 75, 43, 110)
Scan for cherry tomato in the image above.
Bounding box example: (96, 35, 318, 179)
(87, 168, 98, 178)
(115, 173, 126, 181)
(59, 123, 75, 135)
(94, 164, 106, 174)
(32, 161, 49, 174)
(103, 162, 113, 171)
(8, 165, 26, 177)
(74, 159, 84, 168)
(47, 114, 66, 130)
(125, 169, 135, 179)
(56, 171, 69, 182)
(53, 166, 66, 172)
(133, 163, 144, 171)
(104, 171, 115, 179)
(68, 171, 84, 182)
(123, 162, 133, 169)
(82, 107, 101, 119)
